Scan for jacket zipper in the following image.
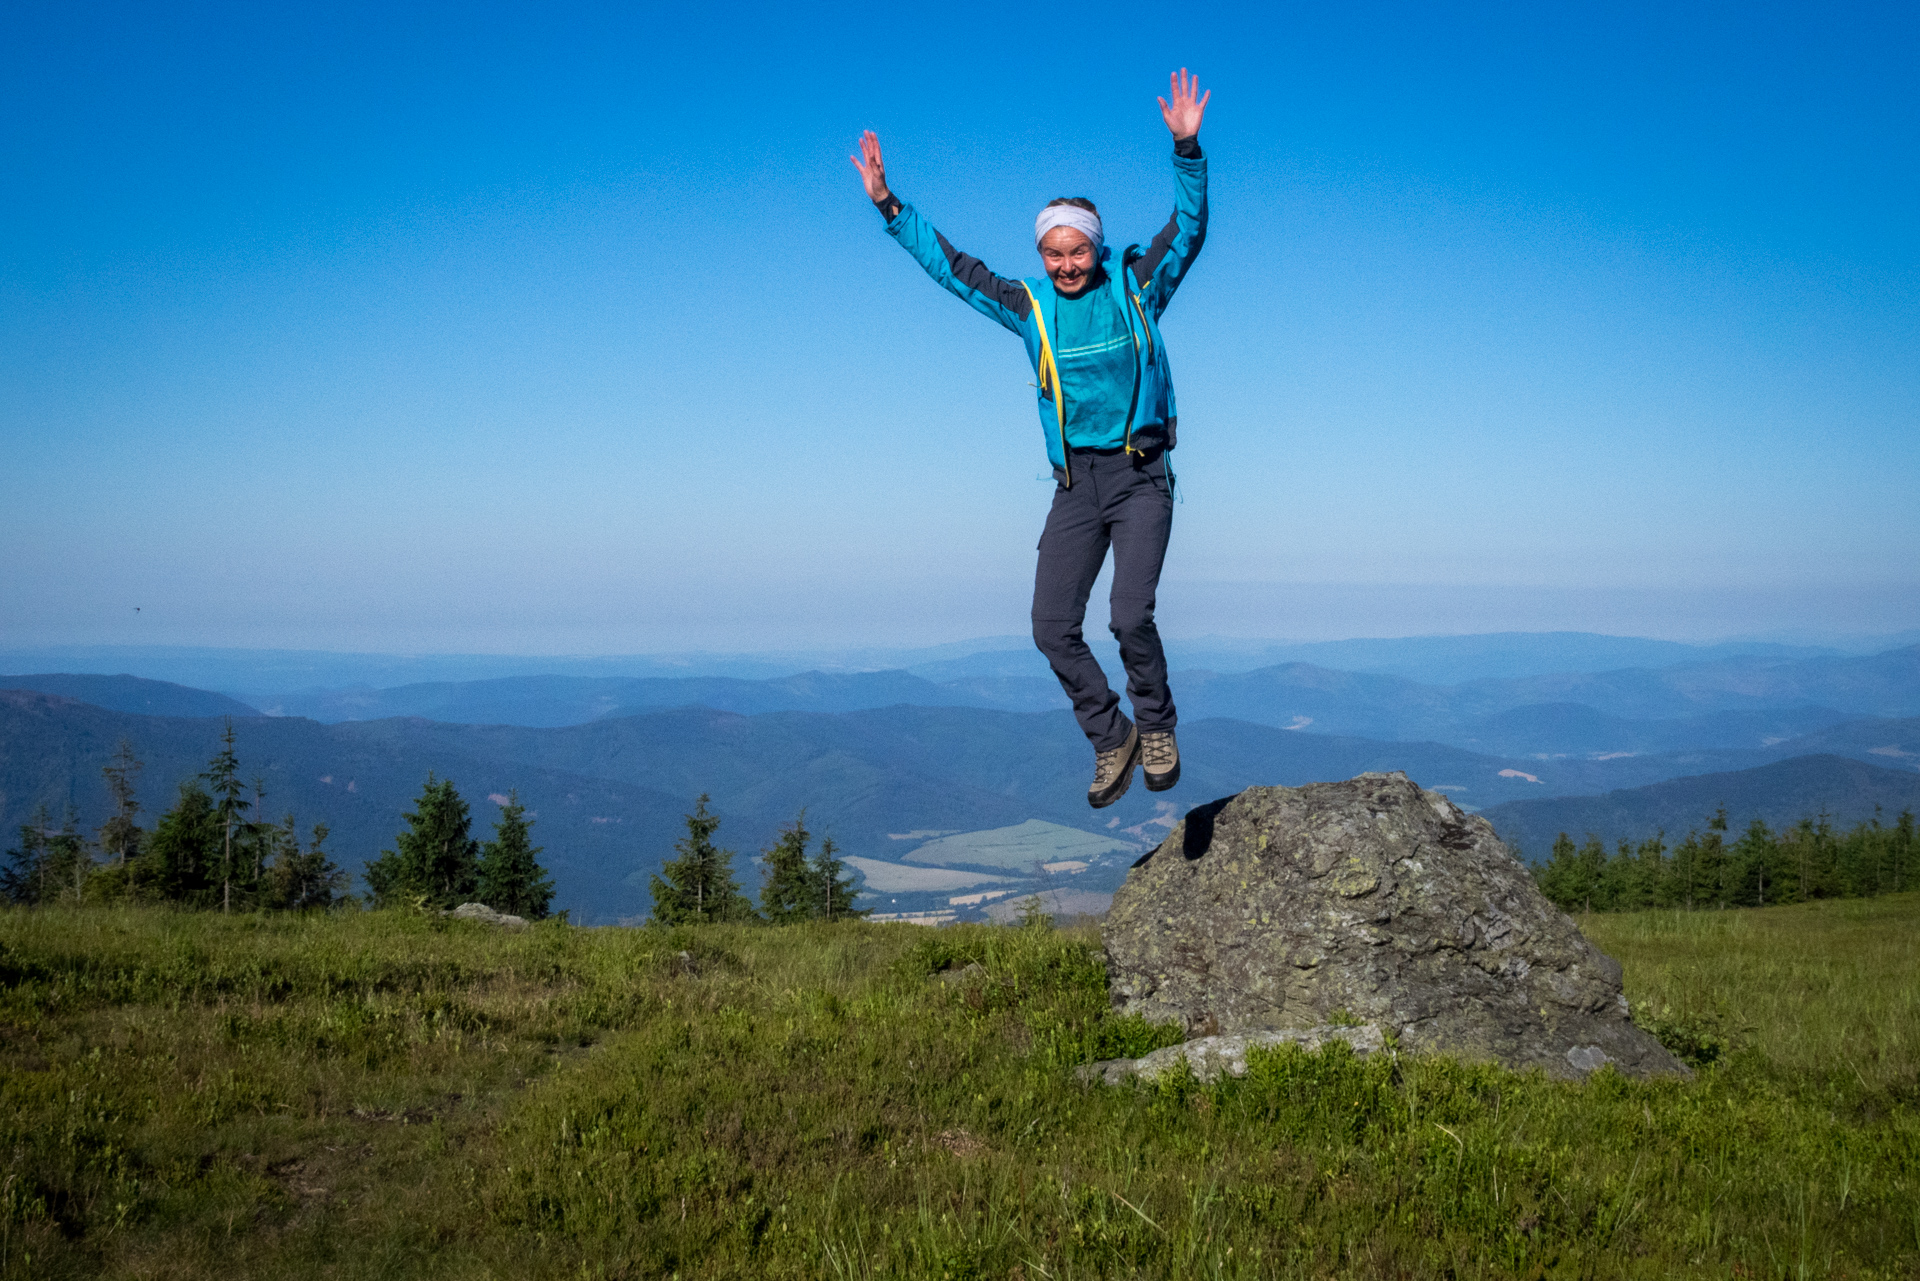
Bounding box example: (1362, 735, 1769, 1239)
(1023, 283, 1071, 488)
(1124, 281, 1152, 456)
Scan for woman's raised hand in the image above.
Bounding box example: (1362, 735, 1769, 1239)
(850, 130, 892, 204)
(1158, 68, 1210, 139)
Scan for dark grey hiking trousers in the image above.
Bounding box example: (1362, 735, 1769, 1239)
(1031, 446, 1177, 753)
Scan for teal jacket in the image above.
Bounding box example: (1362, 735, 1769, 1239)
(879, 138, 1208, 484)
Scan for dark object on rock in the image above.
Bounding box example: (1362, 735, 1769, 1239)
(1103, 773, 1688, 1081)
(448, 902, 529, 929)
(1079, 1023, 1385, 1086)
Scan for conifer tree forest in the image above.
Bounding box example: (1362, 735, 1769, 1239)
(1533, 804, 1918, 914)
(1, 722, 869, 926)
(754, 809, 866, 925)
(648, 795, 867, 926)
(2, 721, 352, 912)
(0, 721, 557, 918)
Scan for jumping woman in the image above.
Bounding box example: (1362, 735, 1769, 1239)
(852, 69, 1211, 808)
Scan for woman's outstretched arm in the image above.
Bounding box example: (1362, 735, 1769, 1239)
(1135, 69, 1211, 314)
(852, 129, 1032, 333)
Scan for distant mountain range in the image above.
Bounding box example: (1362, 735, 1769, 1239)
(26, 643, 1908, 767)
(1482, 755, 1920, 858)
(0, 674, 261, 721)
(9, 629, 1916, 703)
(247, 670, 1014, 726)
(5, 674, 1918, 921)
(6, 632, 1917, 922)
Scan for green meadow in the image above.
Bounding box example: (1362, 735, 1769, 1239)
(2, 896, 1916, 1279)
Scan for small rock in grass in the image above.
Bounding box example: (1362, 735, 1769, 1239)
(1077, 1023, 1385, 1086)
(447, 902, 529, 929)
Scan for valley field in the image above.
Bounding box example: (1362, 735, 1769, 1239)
(1, 898, 1916, 1278)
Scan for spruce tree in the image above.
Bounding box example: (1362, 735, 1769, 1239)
(98, 739, 144, 869)
(758, 811, 815, 925)
(1696, 808, 1730, 908)
(365, 774, 481, 910)
(1534, 832, 1581, 911)
(268, 819, 348, 911)
(238, 777, 276, 908)
(808, 835, 866, 922)
(201, 720, 250, 912)
(1634, 834, 1671, 908)
(38, 807, 94, 904)
(1, 809, 50, 906)
(146, 782, 222, 906)
(476, 791, 554, 919)
(1732, 819, 1777, 907)
(1894, 810, 1914, 893)
(649, 794, 757, 925)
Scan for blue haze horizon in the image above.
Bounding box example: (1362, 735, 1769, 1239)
(6, 628, 1917, 703)
(5, 2, 1916, 654)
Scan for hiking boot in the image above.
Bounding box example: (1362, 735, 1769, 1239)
(1141, 730, 1180, 791)
(1088, 726, 1141, 809)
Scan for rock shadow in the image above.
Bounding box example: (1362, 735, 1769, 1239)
(1133, 796, 1235, 867)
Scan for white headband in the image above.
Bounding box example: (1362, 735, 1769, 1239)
(1034, 204, 1103, 252)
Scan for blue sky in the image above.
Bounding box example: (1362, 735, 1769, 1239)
(4, 0, 1916, 653)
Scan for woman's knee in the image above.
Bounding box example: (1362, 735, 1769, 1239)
(1108, 596, 1157, 641)
(1033, 616, 1082, 657)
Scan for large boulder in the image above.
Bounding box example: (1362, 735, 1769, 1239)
(1103, 773, 1687, 1081)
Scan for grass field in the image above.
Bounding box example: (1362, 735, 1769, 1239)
(1, 896, 1916, 1279)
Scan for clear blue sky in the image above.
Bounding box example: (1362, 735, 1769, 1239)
(4, 0, 1915, 653)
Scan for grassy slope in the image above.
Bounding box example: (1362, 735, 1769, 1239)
(0, 899, 1915, 1279)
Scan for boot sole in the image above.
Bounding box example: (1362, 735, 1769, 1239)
(1144, 760, 1181, 792)
(1088, 733, 1142, 809)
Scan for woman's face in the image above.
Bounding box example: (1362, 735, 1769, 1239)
(1039, 227, 1099, 297)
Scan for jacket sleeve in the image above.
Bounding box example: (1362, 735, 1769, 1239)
(883, 201, 1033, 333)
(1130, 138, 1208, 317)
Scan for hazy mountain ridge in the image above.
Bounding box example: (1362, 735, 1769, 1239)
(251, 670, 1008, 727)
(8, 679, 1920, 922)
(1483, 754, 1920, 860)
(36, 643, 1910, 762)
(1176, 646, 1920, 740)
(0, 674, 262, 720)
(9, 629, 1910, 704)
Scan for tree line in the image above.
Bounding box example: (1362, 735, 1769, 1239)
(648, 796, 866, 925)
(1, 722, 870, 926)
(2, 726, 351, 912)
(364, 775, 554, 918)
(1, 720, 554, 919)
(1532, 805, 1917, 915)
